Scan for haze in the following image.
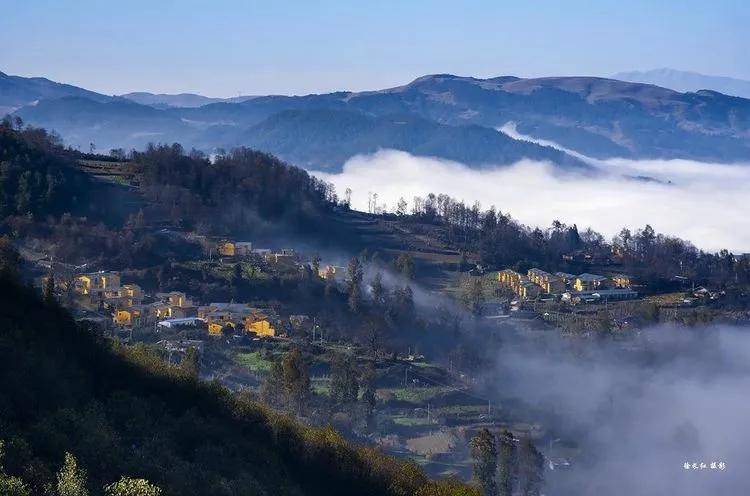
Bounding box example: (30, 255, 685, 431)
(314, 141, 750, 253)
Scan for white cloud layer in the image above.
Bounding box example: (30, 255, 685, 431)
(313, 127, 750, 252)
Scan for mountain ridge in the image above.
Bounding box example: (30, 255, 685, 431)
(6, 71, 750, 168)
(613, 68, 750, 99)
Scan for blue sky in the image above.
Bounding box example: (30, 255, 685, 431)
(1, 0, 748, 96)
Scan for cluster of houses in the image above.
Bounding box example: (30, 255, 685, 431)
(497, 268, 637, 303)
(73, 271, 278, 338)
(214, 240, 299, 267)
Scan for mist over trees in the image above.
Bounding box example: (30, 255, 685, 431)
(399, 191, 750, 291)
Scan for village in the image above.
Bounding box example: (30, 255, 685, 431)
(56, 240, 349, 345)
(25, 226, 738, 483)
(497, 267, 637, 303)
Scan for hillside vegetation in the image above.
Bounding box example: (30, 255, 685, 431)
(0, 247, 477, 496)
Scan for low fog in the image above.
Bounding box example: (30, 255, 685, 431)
(488, 324, 750, 495)
(313, 127, 750, 252)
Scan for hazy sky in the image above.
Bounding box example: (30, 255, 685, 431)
(1, 0, 748, 96)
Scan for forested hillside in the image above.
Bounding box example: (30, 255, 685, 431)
(0, 122, 92, 219)
(0, 244, 476, 496)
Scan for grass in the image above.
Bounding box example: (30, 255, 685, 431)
(434, 405, 488, 416)
(312, 377, 331, 396)
(234, 351, 273, 372)
(391, 415, 434, 427)
(379, 386, 458, 404)
(646, 292, 688, 306)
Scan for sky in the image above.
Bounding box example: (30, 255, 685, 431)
(1, 0, 749, 96)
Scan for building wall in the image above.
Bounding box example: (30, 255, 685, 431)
(218, 242, 235, 257)
(246, 319, 275, 337)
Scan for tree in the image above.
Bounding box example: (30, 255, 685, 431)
(311, 253, 321, 275)
(109, 148, 126, 161)
(44, 272, 56, 304)
(282, 349, 310, 414)
(104, 477, 161, 496)
(497, 430, 517, 496)
(394, 253, 415, 280)
(260, 359, 284, 407)
(330, 354, 359, 408)
(0, 441, 30, 496)
(180, 347, 200, 379)
(463, 277, 485, 316)
(470, 429, 497, 496)
(396, 197, 408, 216)
(518, 438, 544, 496)
(360, 362, 377, 431)
(56, 452, 89, 496)
(347, 256, 363, 313)
(371, 271, 384, 306)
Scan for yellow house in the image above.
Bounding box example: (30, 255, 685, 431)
(245, 317, 275, 337)
(217, 241, 235, 257)
(518, 281, 541, 300)
(156, 291, 192, 308)
(152, 302, 172, 320)
(527, 268, 566, 294)
(119, 284, 143, 307)
(113, 307, 143, 327)
(208, 322, 225, 336)
(76, 271, 121, 295)
(497, 269, 522, 287)
(611, 274, 632, 288)
(77, 275, 93, 295)
(497, 269, 541, 299)
(319, 265, 343, 281)
(573, 273, 608, 292)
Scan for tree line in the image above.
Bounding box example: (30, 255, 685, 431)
(393, 192, 750, 292)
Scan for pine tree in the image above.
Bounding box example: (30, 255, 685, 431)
(347, 257, 363, 313)
(394, 253, 415, 280)
(330, 354, 359, 408)
(282, 349, 310, 414)
(0, 441, 30, 496)
(44, 272, 56, 304)
(518, 437, 544, 496)
(497, 430, 517, 496)
(104, 477, 161, 496)
(470, 429, 498, 496)
(371, 272, 384, 306)
(56, 452, 89, 496)
(360, 362, 377, 431)
(311, 253, 321, 275)
(260, 360, 284, 408)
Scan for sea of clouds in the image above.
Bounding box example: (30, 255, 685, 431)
(313, 124, 750, 252)
(491, 324, 750, 496)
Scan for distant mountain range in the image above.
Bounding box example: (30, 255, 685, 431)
(119, 92, 258, 108)
(4, 70, 750, 170)
(613, 68, 750, 100)
(0, 70, 110, 115)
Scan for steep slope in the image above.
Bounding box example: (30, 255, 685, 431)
(614, 68, 750, 99)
